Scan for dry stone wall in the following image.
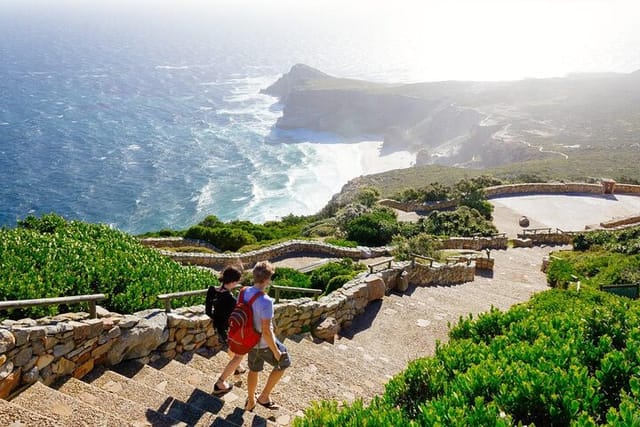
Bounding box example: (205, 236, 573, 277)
(380, 182, 640, 213)
(0, 260, 474, 398)
(149, 239, 390, 269)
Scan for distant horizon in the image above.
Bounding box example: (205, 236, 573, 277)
(2, 0, 639, 83)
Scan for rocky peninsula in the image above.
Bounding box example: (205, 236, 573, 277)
(263, 64, 640, 170)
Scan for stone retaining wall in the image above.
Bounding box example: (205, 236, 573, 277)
(141, 237, 219, 251)
(380, 182, 640, 213)
(440, 236, 508, 250)
(516, 231, 575, 245)
(151, 239, 390, 269)
(600, 215, 640, 229)
(0, 260, 473, 397)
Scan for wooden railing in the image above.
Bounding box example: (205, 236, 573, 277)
(368, 257, 394, 274)
(157, 289, 208, 313)
(411, 254, 436, 267)
(157, 286, 323, 312)
(271, 285, 322, 303)
(520, 227, 554, 236)
(0, 294, 106, 319)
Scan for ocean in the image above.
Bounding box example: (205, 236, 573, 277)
(1, 0, 638, 234)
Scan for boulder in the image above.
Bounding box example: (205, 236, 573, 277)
(311, 317, 339, 344)
(106, 310, 168, 365)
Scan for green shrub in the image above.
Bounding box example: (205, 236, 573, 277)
(391, 233, 442, 261)
(309, 259, 366, 295)
(546, 257, 576, 289)
(270, 267, 313, 299)
(185, 225, 257, 252)
(1, 214, 216, 319)
(324, 238, 358, 248)
(345, 207, 399, 246)
(295, 288, 640, 425)
(180, 214, 315, 251)
(423, 206, 497, 237)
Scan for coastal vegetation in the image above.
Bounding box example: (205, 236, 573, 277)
(268, 259, 366, 299)
(294, 288, 640, 426)
(0, 214, 216, 320)
(547, 226, 640, 290)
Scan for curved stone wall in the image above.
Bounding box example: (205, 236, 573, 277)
(149, 239, 391, 269)
(380, 182, 640, 213)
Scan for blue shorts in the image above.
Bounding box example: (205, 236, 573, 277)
(247, 340, 291, 372)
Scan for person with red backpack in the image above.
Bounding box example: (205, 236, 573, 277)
(205, 265, 246, 395)
(243, 261, 291, 412)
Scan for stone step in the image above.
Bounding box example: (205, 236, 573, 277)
(154, 356, 295, 426)
(285, 335, 397, 384)
(273, 338, 388, 408)
(55, 376, 185, 427)
(114, 360, 278, 427)
(176, 351, 301, 420)
(85, 367, 226, 426)
(11, 381, 130, 427)
(0, 398, 62, 427)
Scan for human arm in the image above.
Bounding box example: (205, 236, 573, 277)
(260, 318, 283, 360)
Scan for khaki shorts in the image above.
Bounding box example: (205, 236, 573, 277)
(247, 340, 291, 372)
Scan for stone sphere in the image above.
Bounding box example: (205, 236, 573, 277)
(519, 216, 530, 227)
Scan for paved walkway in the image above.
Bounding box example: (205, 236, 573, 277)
(491, 193, 640, 237)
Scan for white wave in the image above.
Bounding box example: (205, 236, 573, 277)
(154, 65, 190, 70)
(239, 140, 415, 223)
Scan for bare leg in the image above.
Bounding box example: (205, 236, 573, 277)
(215, 353, 244, 389)
(246, 370, 259, 410)
(257, 368, 285, 404)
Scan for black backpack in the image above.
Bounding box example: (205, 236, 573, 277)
(207, 285, 236, 335)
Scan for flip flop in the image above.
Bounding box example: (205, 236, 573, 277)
(257, 398, 280, 410)
(212, 382, 233, 395)
(244, 397, 256, 412)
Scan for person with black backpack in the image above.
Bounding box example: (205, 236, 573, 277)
(205, 265, 246, 395)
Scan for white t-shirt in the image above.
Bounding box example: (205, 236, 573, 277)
(242, 285, 274, 349)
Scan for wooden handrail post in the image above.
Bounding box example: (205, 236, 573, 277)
(88, 301, 97, 319)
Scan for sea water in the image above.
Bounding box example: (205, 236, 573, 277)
(0, 0, 637, 234)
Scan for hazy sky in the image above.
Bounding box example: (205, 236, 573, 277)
(3, 0, 639, 82)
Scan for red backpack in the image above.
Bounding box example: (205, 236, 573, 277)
(227, 287, 263, 354)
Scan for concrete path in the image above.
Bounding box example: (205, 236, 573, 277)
(490, 193, 640, 237)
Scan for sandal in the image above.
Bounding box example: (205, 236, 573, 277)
(212, 382, 233, 395)
(257, 398, 280, 410)
(234, 365, 247, 375)
(244, 397, 256, 412)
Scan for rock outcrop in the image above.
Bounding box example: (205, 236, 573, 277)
(262, 64, 640, 169)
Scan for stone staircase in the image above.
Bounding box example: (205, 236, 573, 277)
(1, 247, 557, 426)
(0, 333, 406, 427)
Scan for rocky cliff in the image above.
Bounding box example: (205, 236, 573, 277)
(263, 64, 640, 169)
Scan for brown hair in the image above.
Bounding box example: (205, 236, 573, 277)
(252, 261, 274, 285)
(220, 265, 242, 284)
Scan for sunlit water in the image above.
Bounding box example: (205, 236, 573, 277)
(1, 0, 638, 233)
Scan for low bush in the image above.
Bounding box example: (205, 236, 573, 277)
(294, 289, 640, 426)
(324, 238, 358, 248)
(270, 267, 313, 299)
(1, 214, 216, 319)
(309, 259, 366, 295)
(345, 207, 399, 246)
